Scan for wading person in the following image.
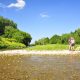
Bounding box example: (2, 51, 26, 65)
(68, 37, 75, 51)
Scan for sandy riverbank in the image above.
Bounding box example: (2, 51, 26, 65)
(0, 50, 80, 55)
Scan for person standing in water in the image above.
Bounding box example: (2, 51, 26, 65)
(68, 37, 75, 51)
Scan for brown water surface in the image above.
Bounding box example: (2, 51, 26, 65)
(0, 54, 80, 80)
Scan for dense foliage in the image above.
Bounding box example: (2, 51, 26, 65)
(0, 37, 26, 49)
(0, 16, 32, 49)
(0, 16, 17, 35)
(3, 26, 32, 46)
(35, 37, 49, 45)
(35, 28, 80, 45)
(50, 35, 61, 44)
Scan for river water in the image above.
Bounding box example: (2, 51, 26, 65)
(0, 54, 80, 80)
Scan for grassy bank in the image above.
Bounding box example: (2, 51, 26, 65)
(26, 44, 69, 50)
(0, 44, 80, 51)
(26, 44, 80, 51)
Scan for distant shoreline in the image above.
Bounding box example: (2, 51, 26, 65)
(0, 50, 80, 55)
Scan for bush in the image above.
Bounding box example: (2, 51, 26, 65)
(3, 26, 32, 46)
(0, 41, 8, 49)
(0, 37, 26, 49)
(7, 42, 26, 49)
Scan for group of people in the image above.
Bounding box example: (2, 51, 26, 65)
(68, 37, 75, 51)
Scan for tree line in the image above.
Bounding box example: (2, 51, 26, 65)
(0, 16, 32, 49)
(35, 28, 80, 45)
(1, 16, 80, 48)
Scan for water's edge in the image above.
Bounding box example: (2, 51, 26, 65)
(0, 50, 80, 55)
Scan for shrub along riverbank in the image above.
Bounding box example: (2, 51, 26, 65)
(0, 37, 26, 49)
(0, 16, 32, 49)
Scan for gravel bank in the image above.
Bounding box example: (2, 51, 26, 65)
(0, 50, 80, 55)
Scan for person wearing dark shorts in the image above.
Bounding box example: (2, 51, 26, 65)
(68, 37, 75, 51)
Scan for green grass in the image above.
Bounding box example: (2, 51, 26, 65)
(26, 44, 69, 50)
(26, 44, 80, 51)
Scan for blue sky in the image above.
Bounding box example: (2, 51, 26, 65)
(0, 0, 80, 43)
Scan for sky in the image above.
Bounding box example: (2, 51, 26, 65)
(0, 0, 80, 43)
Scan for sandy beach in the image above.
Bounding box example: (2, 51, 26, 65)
(0, 50, 80, 55)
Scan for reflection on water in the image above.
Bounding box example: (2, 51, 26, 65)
(0, 54, 80, 80)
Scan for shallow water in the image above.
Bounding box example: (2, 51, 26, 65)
(0, 54, 80, 80)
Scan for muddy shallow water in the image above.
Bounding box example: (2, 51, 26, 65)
(0, 54, 80, 80)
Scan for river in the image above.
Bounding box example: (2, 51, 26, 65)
(0, 54, 80, 80)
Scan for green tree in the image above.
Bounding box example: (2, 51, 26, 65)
(35, 37, 49, 45)
(0, 16, 17, 35)
(73, 28, 80, 44)
(49, 35, 61, 44)
(3, 26, 18, 38)
(3, 26, 32, 46)
(61, 34, 71, 44)
(13, 31, 32, 46)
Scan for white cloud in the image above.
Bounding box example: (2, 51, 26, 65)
(40, 12, 49, 18)
(7, 0, 26, 9)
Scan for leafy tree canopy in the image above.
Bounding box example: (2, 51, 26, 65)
(0, 16, 32, 47)
(35, 37, 49, 45)
(35, 28, 80, 45)
(0, 16, 17, 35)
(2, 26, 32, 46)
